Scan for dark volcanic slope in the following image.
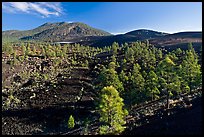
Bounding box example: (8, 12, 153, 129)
(86, 30, 202, 49)
(124, 97, 202, 135)
(149, 31, 202, 52)
(87, 29, 168, 47)
(149, 32, 202, 46)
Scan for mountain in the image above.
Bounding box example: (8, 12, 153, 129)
(2, 23, 60, 40)
(85, 29, 169, 47)
(125, 29, 168, 38)
(2, 22, 112, 42)
(2, 22, 202, 52)
(82, 31, 202, 52)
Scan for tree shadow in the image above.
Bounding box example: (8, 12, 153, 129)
(2, 100, 96, 135)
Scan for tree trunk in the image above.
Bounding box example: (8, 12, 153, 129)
(189, 77, 192, 94)
(152, 92, 154, 101)
(167, 92, 169, 109)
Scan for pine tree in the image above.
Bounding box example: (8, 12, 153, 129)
(155, 49, 163, 61)
(97, 64, 124, 93)
(174, 48, 182, 57)
(112, 42, 119, 56)
(147, 50, 156, 70)
(168, 74, 182, 96)
(42, 46, 46, 57)
(26, 43, 31, 55)
(63, 44, 68, 57)
(146, 70, 160, 101)
(13, 50, 17, 65)
(4, 43, 14, 58)
(108, 61, 116, 70)
(140, 48, 149, 69)
(68, 115, 75, 129)
(22, 44, 26, 57)
(131, 64, 145, 91)
(119, 70, 128, 84)
(129, 63, 145, 106)
(84, 60, 89, 68)
(33, 46, 36, 55)
(111, 55, 117, 63)
(121, 59, 127, 71)
(125, 47, 134, 64)
(98, 86, 128, 135)
(180, 46, 201, 93)
(156, 56, 177, 109)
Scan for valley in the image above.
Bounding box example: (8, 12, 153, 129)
(2, 21, 202, 135)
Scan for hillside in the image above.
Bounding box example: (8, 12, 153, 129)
(2, 40, 202, 135)
(85, 29, 168, 47)
(85, 31, 202, 52)
(2, 22, 112, 42)
(149, 32, 202, 45)
(2, 22, 202, 52)
(125, 29, 168, 38)
(2, 23, 60, 40)
(149, 31, 202, 52)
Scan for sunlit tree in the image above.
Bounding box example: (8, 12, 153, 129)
(98, 86, 128, 135)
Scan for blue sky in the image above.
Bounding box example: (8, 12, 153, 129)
(2, 2, 202, 34)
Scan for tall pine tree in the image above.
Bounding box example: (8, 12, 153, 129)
(98, 86, 128, 135)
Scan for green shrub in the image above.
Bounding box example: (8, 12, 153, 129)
(68, 115, 75, 129)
